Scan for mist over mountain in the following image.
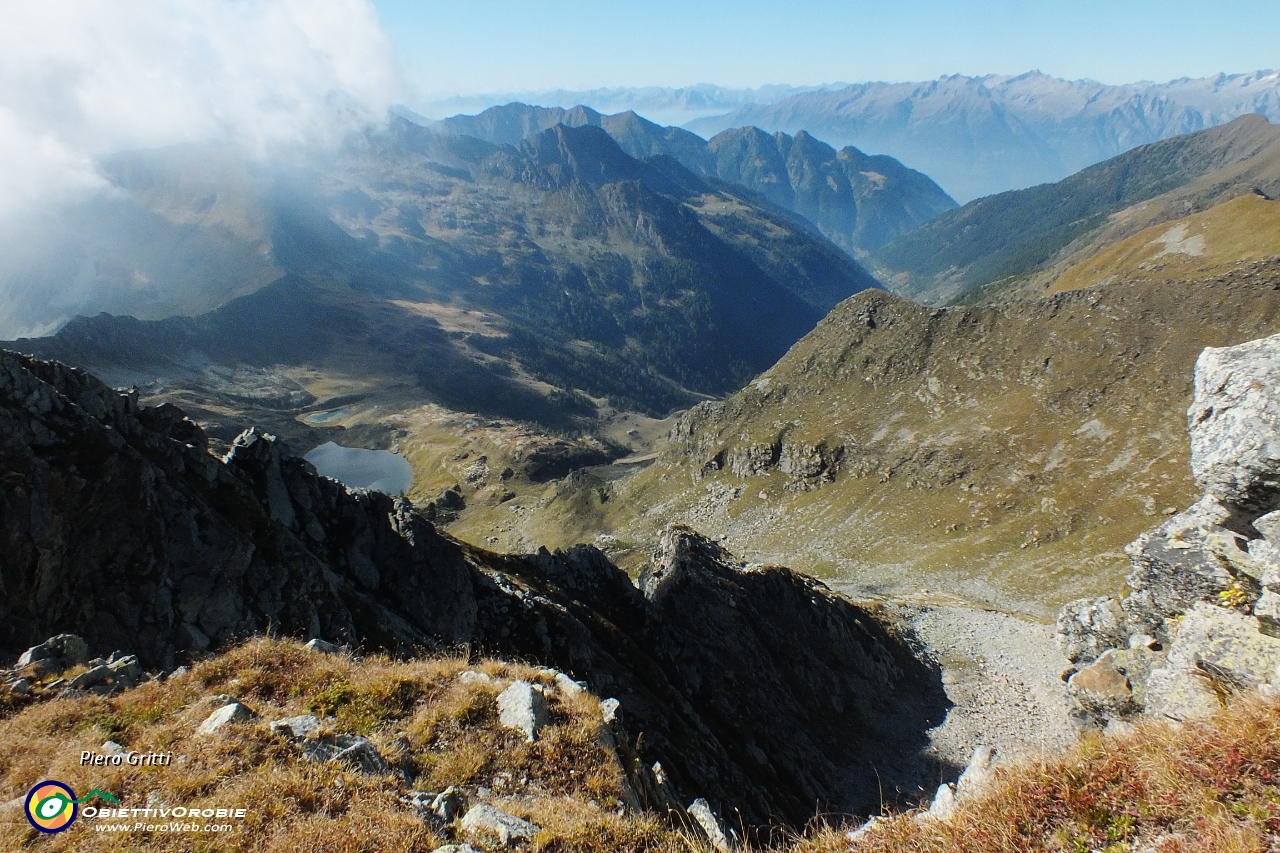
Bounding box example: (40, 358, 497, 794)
(8, 118, 877, 423)
(686, 71, 1280, 201)
(435, 103, 956, 255)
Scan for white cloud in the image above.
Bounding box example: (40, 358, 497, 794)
(0, 0, 400, 218)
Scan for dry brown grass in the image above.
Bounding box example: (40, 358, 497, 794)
(802, 694, 1280, 853)
(7, 639, 1278, 852)
(0, 639, 666, 853)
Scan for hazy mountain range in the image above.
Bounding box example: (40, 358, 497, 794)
(431, 103, 957, 256)
(411, 82, 850, 127)
(686, 71, 1280, 201)
(435, 71, 1280, 202)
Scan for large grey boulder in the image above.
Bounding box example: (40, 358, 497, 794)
(497, 681, 549, 742)
(460, 803, 540, 845)
(1188, 333, 1280, 513)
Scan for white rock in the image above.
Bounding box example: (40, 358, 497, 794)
(687, 798, 733, 852)
(102, 740, 126, 756)
(553, 672, 587, 697)
(197, 702, 254, 734)
(460, 803, 540, 845)
(600, 697, 621, 722)
(305, 639, 342, 655)
(497, 681, 549, 742)
(918, 782, 955, 822)
(1187, 333, 1280, 510)
(271, 715, 322, 740)
(458, 670, 492, 686)
(955, 744, 995, 799)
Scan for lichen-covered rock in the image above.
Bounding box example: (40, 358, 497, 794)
(1188, 333, 1280, 513)
(687, 798, 734, 852)
(1121, 495, 1258, 640)
(1145, 603, 1280, 722)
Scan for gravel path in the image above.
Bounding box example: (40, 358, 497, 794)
(900, 600, 1078, 774)
(833, 588, 1079, 798)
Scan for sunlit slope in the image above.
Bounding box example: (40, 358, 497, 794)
(463, 269, 1280, 617)
(1047, 192, 1280, 294)
(874, 115, 1280, 305)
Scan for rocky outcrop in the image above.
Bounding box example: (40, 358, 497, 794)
(1057, 333, 1280, 728)
(0, 349, 943, 827)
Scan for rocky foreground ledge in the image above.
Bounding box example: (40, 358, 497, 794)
(1058, 332, 1280, 729)
(0, 349, 947, 827)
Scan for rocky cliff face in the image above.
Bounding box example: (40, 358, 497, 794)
(0, 349, 944, 825)
(1057, 332, 1280, 728)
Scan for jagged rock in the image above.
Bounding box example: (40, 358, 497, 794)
(271, 715, 322, 740)
(197, 702, 255, 734)
(0, 351, 942, 827)
(1056, 596, 1129, 665)
(304, 639, 342, 655)
(1145, 603, 1280, 722)
(599, 697, 620, 722)
(687, 798, 734, 852)
(297, 732, 388, 774)
(1121, 495, 1256, 640)
(460, 803, 540, 845)
(7, 678, 31, 695)
(332, 737, 389, 775)
(103, 741, 126, 756)
(497, 680, 549, 742)
(69, 665, 112, 690)
(1187, 333, 1280, 512)
(1069, 651, 1138, 725)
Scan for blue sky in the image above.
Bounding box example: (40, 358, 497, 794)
(371, 0, 1280, 97)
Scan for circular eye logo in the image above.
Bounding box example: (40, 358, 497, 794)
(24, 781, 78, 833)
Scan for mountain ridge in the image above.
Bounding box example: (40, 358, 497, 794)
(872, 114, 1280, 305)
(435, 103, 957, 255)
(685, 70, 1280, 201)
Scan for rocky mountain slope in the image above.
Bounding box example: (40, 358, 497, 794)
(873, 115, 1280, 305)
(0, 348, 947, 825)
(434, 103, 957, 255)
(687, 70, 1280, 201)
(468, 268, 1280, 617)
(7, 118, 877, 424)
